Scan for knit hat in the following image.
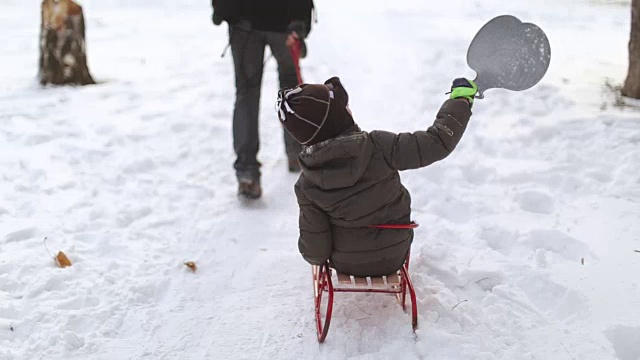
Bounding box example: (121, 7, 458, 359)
(276, 77, 355, 146)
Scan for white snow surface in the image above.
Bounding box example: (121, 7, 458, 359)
(1, 0, 640, 359)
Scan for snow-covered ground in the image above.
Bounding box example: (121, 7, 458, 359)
(1, 0, 639, 359)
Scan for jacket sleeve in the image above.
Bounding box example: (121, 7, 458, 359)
(288, 0, 312, 20)
(287, 0, 313, 32)
(295, 183, 332, 265)
(370, 98, 472, 171)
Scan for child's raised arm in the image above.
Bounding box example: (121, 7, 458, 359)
(370, 79, 476, 171)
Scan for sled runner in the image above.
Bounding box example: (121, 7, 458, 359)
(311, 222, 419, 343)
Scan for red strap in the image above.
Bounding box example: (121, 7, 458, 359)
(368, 222, 419, 229)
(288, 40, 303, 85)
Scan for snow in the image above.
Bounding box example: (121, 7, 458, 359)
(1, 0, 639, 359)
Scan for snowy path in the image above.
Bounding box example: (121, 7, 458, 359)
(1, 1, 639, 359)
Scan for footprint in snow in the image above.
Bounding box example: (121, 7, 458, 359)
(22, 133, 53, 146)
(606, 325, 640, 360)
(460, 269, 506, 292)
(516, 273, 587, 320)
(428, 198, 476, 224)
(477, 225, 519, 254)
(3, 227, 37, 243)
(116, 207, 153, 228)
(122, 158, 157, 174)
(170, 122, 190, 133)
(516, 189, 555, 214)
(523, 229, 595, 262)
(63, 332, 85, 350)
(460, 163, 497, 185)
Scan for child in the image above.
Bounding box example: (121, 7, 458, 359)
(276, 77, 476, 277)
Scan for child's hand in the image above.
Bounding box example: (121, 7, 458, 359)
(449, 78, 478, 105)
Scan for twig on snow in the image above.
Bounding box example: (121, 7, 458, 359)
(634, 250, 640, 253)
(560, 342, 575, 360)
(42, 237, 54, 258)
(451, 300, 468, 311)
(355, 303, 371, 316)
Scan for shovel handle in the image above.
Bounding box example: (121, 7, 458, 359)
(473, 76, 486, 100)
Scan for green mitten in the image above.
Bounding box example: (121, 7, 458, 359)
(449, 78, 478, 104)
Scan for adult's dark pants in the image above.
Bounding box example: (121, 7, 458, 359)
(229, 21, 302, 181)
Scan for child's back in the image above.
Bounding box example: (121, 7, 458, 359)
(278, 77, 475, 277)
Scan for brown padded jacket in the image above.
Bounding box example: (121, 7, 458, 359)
(294, 99, 472, 277)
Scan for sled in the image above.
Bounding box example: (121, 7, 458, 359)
(311, 223, 419, 343)
(289, 39, 304, 85)
(467, 15, 551, 99)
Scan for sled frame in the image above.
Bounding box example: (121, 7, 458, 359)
(311, 252, 418, 343)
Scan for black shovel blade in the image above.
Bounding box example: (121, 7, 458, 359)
(467, 15, 551, 98)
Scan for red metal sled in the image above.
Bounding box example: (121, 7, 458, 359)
(288, 39, 303, 85)
(311, 223, 419, 343)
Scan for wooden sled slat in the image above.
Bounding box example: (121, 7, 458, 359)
(337, 272, 352, 285)
(385, 273, 400, 285)
(354, 277, 368, 286)
(370, 276, 385, 286)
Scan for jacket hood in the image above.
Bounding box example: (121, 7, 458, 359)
(298, 131, 373, 190)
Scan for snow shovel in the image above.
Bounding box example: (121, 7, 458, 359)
(467, 15, 551, 99)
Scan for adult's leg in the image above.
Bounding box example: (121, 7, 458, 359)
(230, 21, 266, 181)
(265, 31, 303, 162)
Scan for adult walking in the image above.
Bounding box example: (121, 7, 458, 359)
(211, 0, 315, 199)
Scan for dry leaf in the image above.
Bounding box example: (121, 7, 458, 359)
(581, 258, 584, 265)
(184, 261, 197, 272)
(55, 251, 72, 268)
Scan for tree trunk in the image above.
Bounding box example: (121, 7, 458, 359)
(622, 0, 640, 98)
(39, 0, 95, 86)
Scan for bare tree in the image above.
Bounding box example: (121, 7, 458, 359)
(39, 0, 95, 86)
(622, 0, 640, 98)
